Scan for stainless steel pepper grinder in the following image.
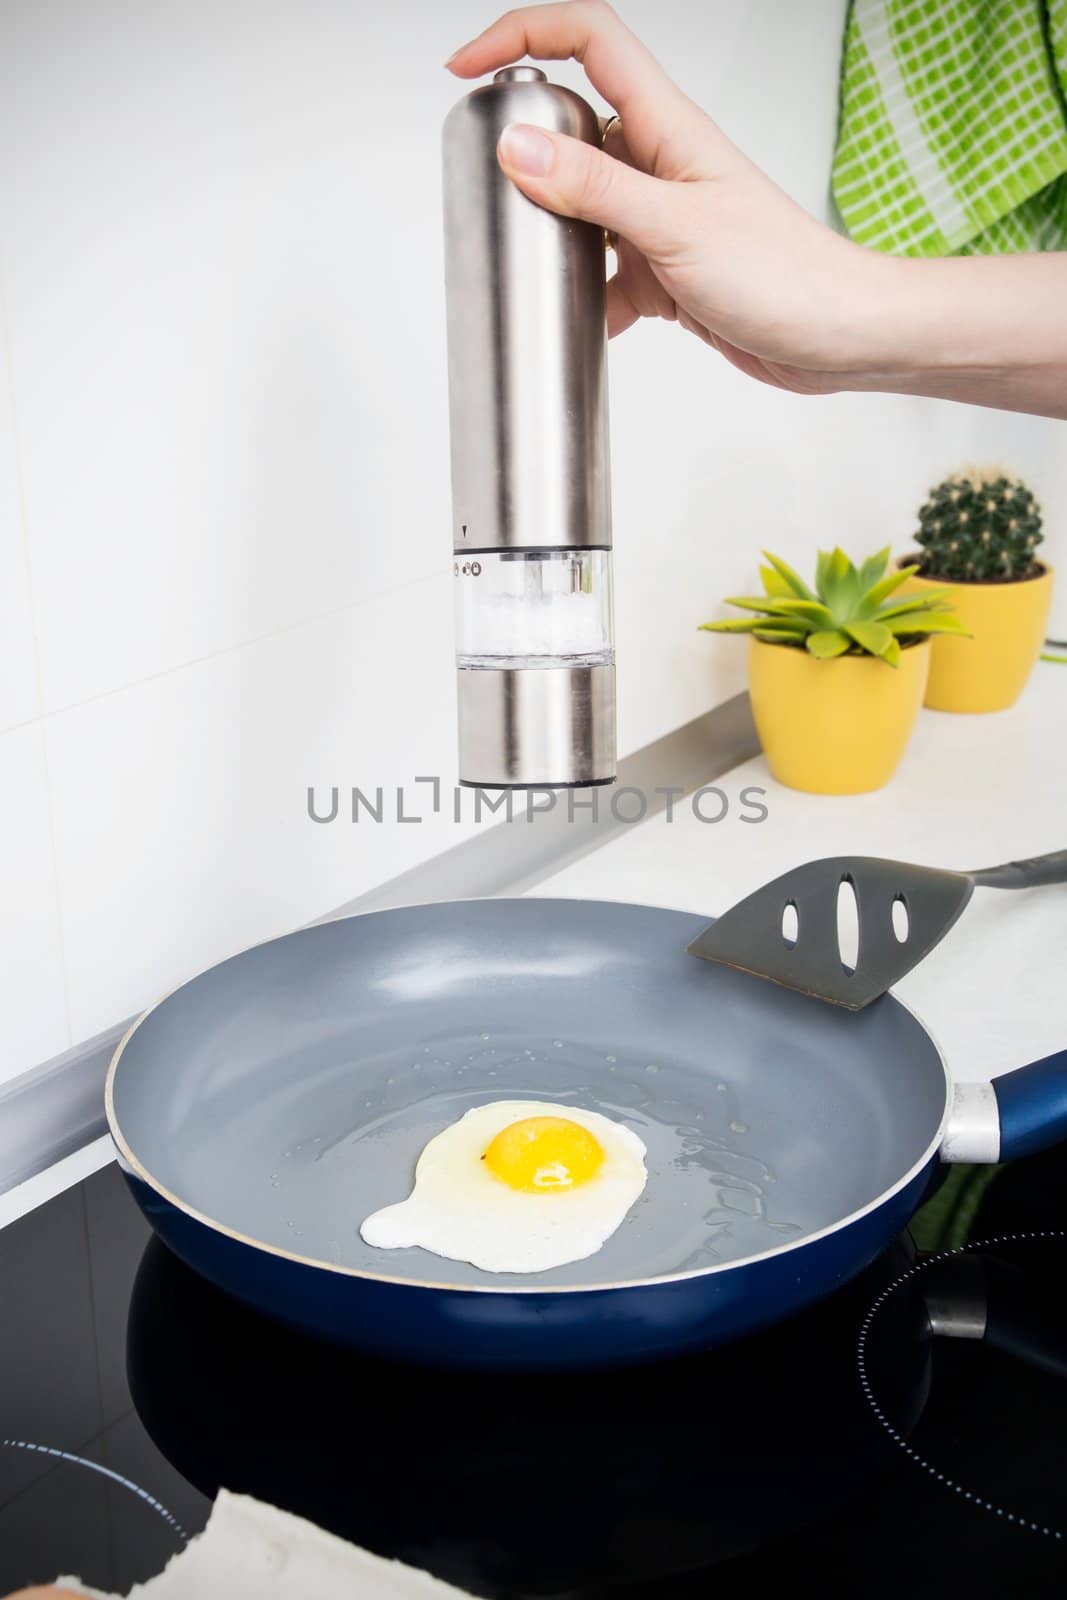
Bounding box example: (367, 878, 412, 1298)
(443, 66, 616, 789)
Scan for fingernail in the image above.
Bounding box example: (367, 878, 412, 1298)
(499, 124, 554, 177)
(444, 48, 461, 67)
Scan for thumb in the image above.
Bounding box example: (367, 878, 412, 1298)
(498, 123, 681, 257)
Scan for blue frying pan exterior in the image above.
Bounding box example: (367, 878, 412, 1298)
(120, 1156, 938, 1369)
(106, 899, 1067, 1369)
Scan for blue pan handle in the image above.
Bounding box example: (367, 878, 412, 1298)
(943, 1048, 1067, 1164)
(993, 1048, 1067, 1161)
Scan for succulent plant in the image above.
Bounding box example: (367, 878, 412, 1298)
(915, 470, 1044, 582)
(700, 546, 968, 667)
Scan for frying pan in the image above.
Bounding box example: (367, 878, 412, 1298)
(105, 898, 1067, 1369)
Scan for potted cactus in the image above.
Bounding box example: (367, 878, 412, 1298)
(700, 546, 966, 794)
(903, 470, 1053, 712)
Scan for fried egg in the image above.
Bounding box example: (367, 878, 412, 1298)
(360, 1100, 647, 1273)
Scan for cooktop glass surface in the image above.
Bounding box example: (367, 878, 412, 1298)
(0, 1149, 1064, 1597)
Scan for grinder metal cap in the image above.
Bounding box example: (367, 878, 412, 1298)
(442, 66, 611, 556)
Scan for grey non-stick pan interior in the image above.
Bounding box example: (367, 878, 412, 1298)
(110, 899, 948, 1289)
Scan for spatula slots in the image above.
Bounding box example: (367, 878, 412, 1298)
(688, 849, 1067, 1009)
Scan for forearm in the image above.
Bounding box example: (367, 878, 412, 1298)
(839, 250, 1067, 420)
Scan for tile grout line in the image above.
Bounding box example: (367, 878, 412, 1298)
(33, 560, 453, 727)
(0, 710, 40, 739)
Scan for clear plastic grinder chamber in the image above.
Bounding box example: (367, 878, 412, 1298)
(454, 550, 614, 670)
(453, 548, 616, 790)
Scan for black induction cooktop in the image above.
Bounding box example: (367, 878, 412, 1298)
(0, 1149, 1064, 1598)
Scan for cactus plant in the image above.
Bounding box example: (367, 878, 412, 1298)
(915, 470, 1044, 583)
(700, 546, 967, 668)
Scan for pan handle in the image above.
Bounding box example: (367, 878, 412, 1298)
(992, 1048, 1067, 1161)
(968, 847, 1067, 889)
(942, 1049, 1067, 1164)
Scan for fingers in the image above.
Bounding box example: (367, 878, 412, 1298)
(605, 274, 639, 338)
(4, 1590, 87, 1598)
(498, 124, 682, 256)
(447, 1, 720, 178)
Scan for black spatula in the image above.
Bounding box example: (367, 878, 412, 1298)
(687, 848, 1067, 1010)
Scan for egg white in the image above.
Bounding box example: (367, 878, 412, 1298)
(359, 1099, 648, 1274)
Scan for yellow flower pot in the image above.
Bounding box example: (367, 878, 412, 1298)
(748, 636, 930, 795)
(903, 564, 1053, 714)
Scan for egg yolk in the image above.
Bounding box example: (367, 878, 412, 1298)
(483, 1116, 605, 1193)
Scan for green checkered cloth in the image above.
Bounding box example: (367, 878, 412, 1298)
(833, 0, 1067, 254)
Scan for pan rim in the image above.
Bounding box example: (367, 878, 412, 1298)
(104, 896, 953, 1296)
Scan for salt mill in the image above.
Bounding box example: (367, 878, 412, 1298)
(443, 66, 616, 788)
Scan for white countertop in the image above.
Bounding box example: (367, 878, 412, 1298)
(532, 660, 1067, 1085)
(2, 662, 1063, 1228)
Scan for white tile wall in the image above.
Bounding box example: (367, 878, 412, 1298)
(0, 0, 1063, 1081)
(0, 0, 465, 714)
(0, 300, 39, 734)
(0, 724, 69, 1081)
(43, 570, 474, 1041)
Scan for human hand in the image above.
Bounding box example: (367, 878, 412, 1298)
(446, 0, 887, 396)
(3, 1589, 87, 1598)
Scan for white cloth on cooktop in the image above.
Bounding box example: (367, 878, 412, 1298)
(57, 1487, 474, 1598)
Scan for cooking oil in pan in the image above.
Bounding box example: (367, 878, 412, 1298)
(262, 1030, 806, 1286)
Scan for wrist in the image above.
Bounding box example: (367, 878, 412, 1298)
(777, 233, 919, 385)
(816, 243, 928, 383)
(829, 250, 1067, 411)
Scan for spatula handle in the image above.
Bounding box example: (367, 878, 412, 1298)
(969, 848, 1067, 890)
